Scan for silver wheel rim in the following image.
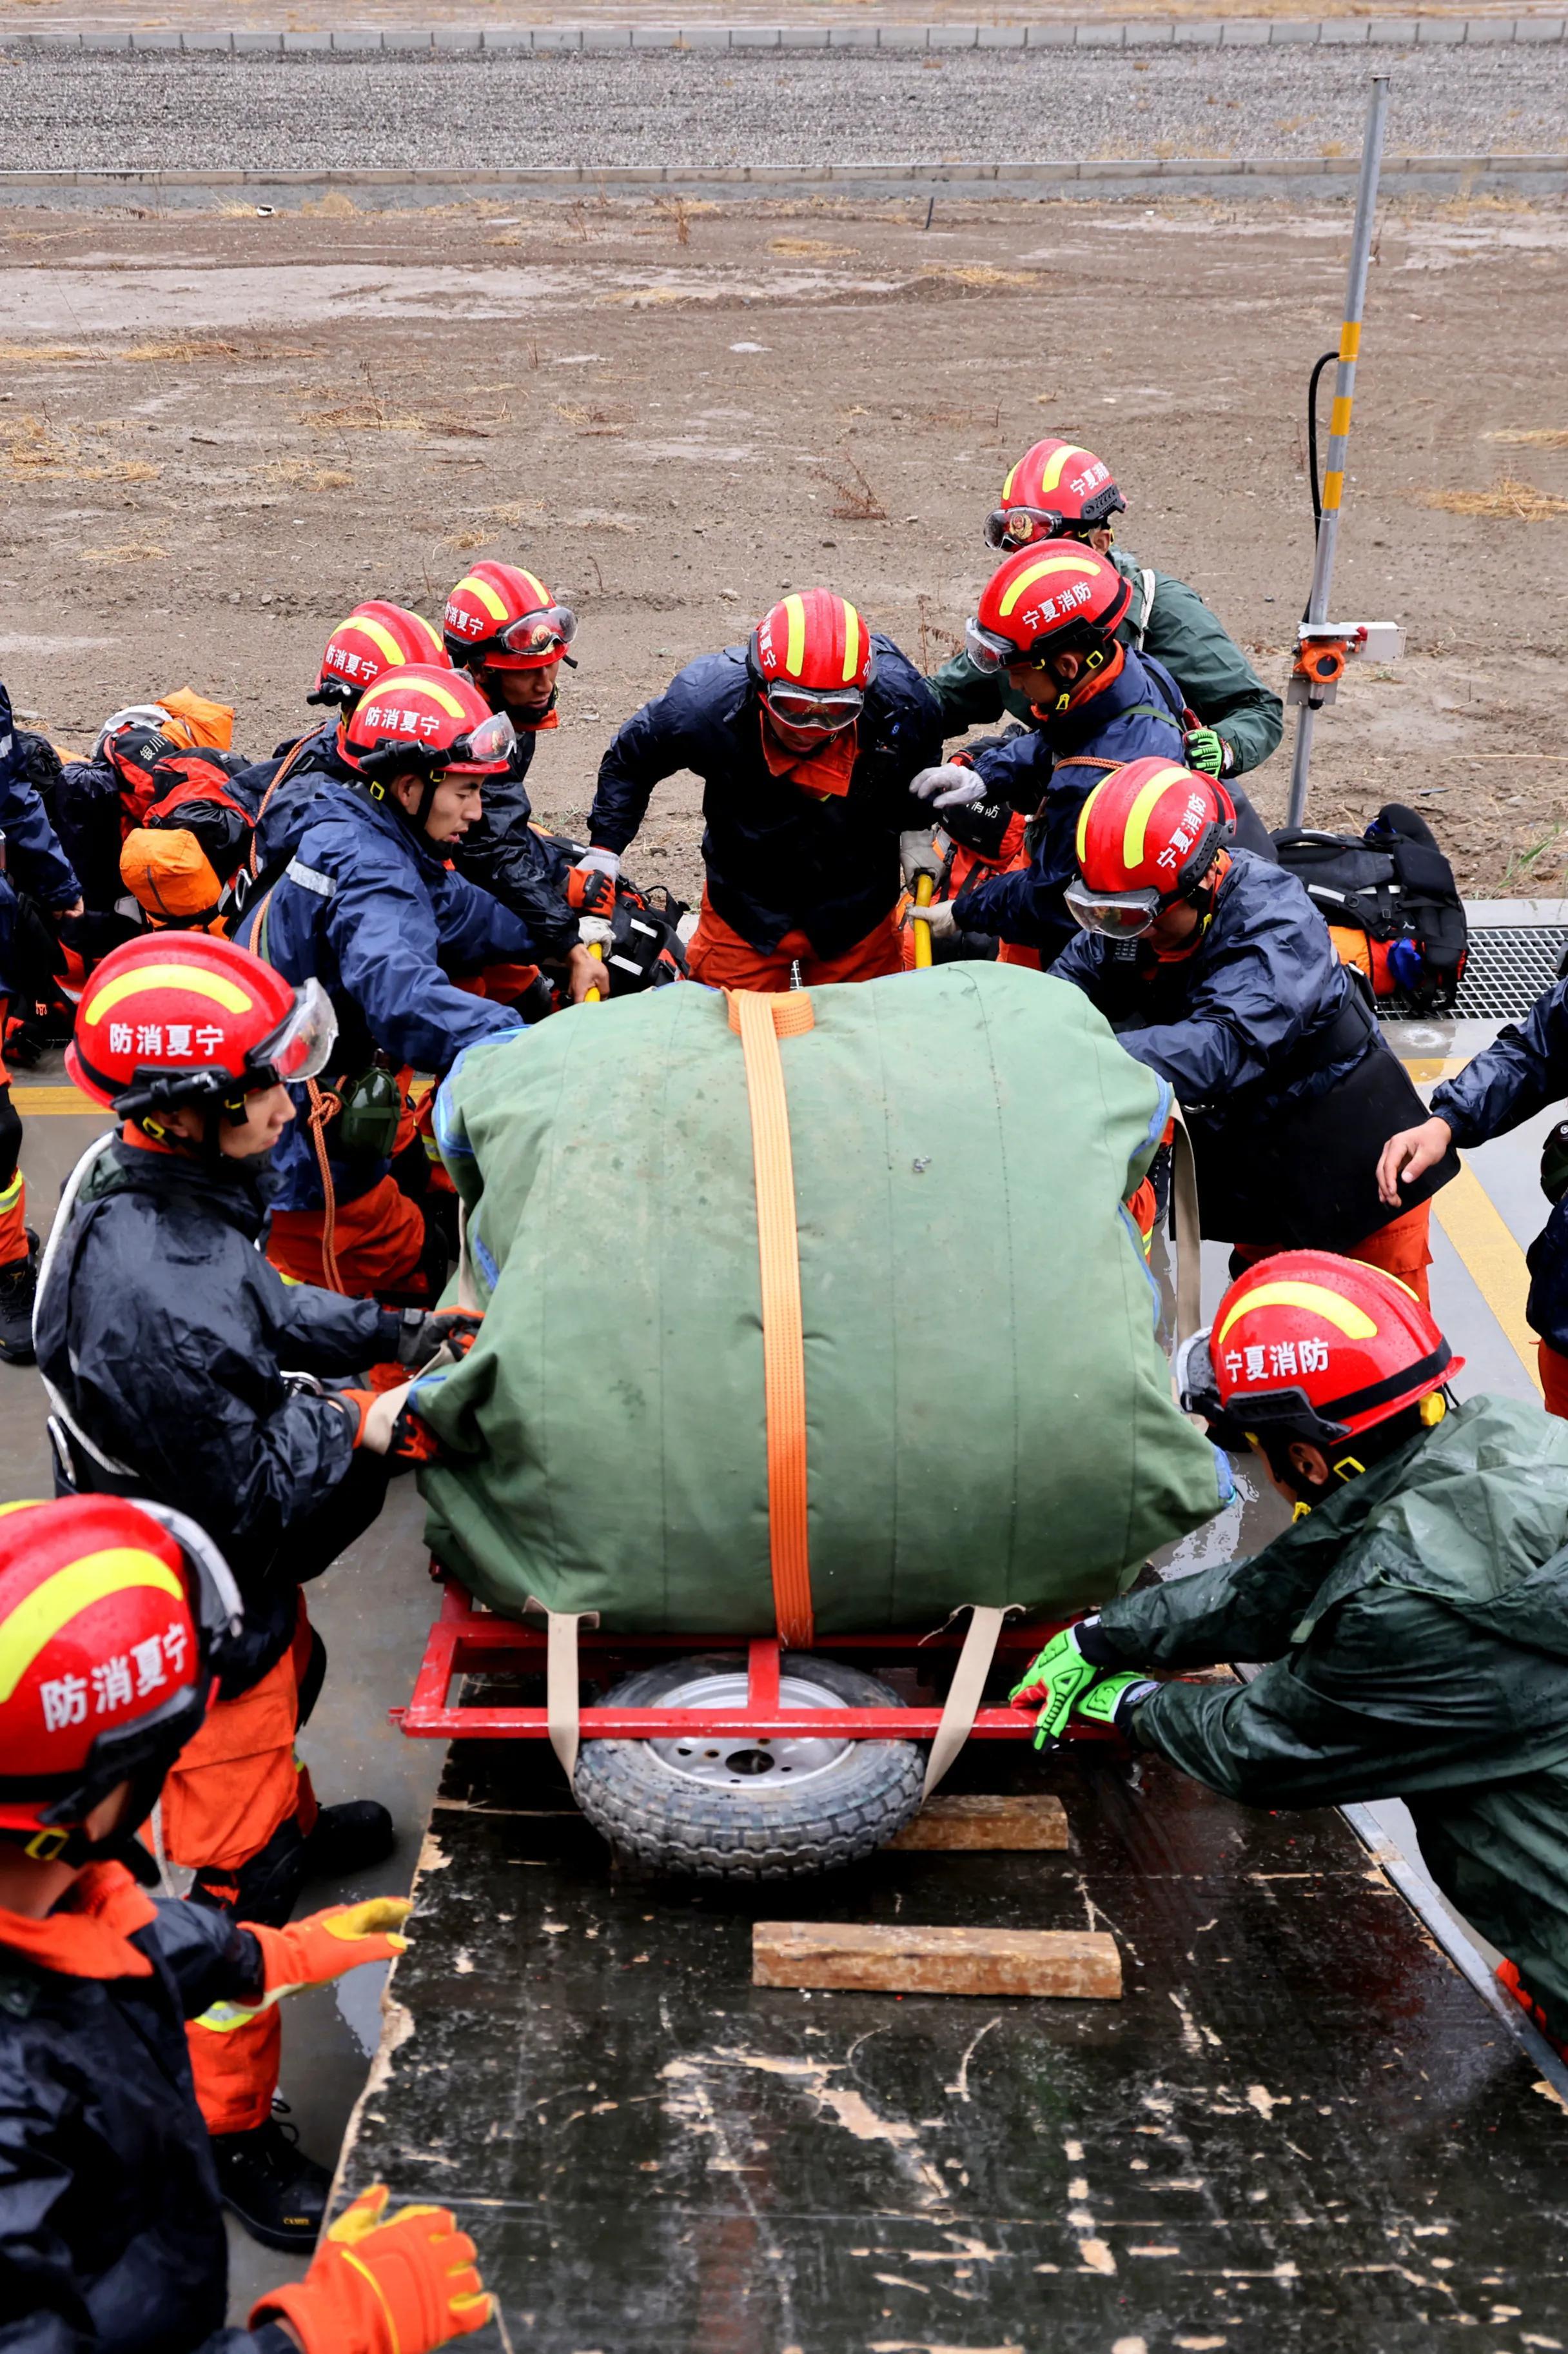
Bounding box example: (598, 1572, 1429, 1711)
(642, 1668, 863, 1791)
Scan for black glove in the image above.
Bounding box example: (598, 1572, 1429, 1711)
(395, 1308, 484, 1370)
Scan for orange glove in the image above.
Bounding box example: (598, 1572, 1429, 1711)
(250, 2182, 491, 2354)
(246, 1896, 411, 2010)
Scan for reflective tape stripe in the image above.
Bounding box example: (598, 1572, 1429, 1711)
(1322, 470, 1345, 513)
(1339, 322, 1361, 362)
(1329, 395, 1353, 437)
(285, 860, 337, 900)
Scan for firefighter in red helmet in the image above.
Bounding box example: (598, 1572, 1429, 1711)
(0, 1493, 493, 2354)
(584, 588, 945, 989)
(1012, 1252, 1568, 2057)
(1050, 758, 1455, 1295)
(927, 436, 1282, 781)
(439, 561, 605, 1007)
(34, 935, 474, 2250)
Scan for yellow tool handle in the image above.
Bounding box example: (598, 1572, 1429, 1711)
(912, 872, 934, 971)
(585, 940, 604, 1004)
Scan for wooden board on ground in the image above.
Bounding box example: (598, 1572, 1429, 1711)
(753, 1919, 1121, 1999)
(887, 1792, 1070, 1851)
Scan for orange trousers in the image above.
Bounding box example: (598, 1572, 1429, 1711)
(162, 1600, 318, 2135)
(685, 892, 905, 991)
(1231, 1201, 1435, 1311)
(267, 1171, 427, 1301)
(1539, 1341, 1568, 1421)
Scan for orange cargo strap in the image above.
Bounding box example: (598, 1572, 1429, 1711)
(728, 989, 816, 1648)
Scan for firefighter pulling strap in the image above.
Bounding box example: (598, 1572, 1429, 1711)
(729, 988, 816, 1649)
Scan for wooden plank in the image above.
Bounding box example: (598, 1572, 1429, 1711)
(887, 1792, 1070, 1852)
(752, 1920, 1121, 2000)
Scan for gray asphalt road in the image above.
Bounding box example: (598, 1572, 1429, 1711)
(0, 45, 1560, 172)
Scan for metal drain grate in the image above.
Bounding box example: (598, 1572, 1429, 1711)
(1378, 924, 1568, 1024)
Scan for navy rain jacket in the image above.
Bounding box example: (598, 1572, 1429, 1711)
(0, 1872, 294, 2354)
(0, 681, 81, 999)
(34, 1138, 399, 1692)
(238, 783, 532, 1214)
(587, 636, 943, 960)
(1433, 977, 1568, 1351)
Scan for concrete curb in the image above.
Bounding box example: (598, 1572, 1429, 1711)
(2, 151, 1563, 188)
(3, 13, 1565, 52)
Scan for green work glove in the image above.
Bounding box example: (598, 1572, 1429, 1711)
(1183, 726, 1231, 780)
(1074, 1672, 1159, 1736)
(1009, 1625, 1102, 1745)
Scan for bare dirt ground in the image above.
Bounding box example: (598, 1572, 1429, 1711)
(2, 189, 1565, 899)
(1, 3, 1545, 34)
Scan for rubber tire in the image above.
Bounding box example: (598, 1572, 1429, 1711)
(573, 1651, 926, 1881)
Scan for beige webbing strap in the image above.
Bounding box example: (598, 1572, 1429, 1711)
(455, 1200, 482, 1313)
(1166, 1102, 1203, 1400)
(525, 1599, 600, 1786)
(921, 1605, 1014, 1801)
(728, 989, 816, 1650)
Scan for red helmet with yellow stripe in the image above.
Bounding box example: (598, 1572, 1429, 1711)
(966, 542, 1132, 676)
(0, 1495, 241, 1861)
(985, 438, 1126, 551)
(67, 933, 336, 1125)
(337, 664, 516, 786)
(442, 562, 578, 673)
(1179, 1251, 1461, 1455)
(749, 588, 876, 734)
(1066, 758, 1232, 939)
(309, 602, 449, 711)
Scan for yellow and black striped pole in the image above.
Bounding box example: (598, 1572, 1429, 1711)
(1286, 72, 1391, 829)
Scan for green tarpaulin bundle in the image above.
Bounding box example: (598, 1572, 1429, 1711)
(415, 964, 1224, 1635)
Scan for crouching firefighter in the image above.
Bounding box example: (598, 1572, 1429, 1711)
(0, 1492, 494, 2354)
(905, 547, 1274, 974)
(1052, 760, 1458, 1301)
(33, 933, 475, 2250)
(237, 664, 540, 1300)
(1012, 1252, 1568, 2058)
(582, 589, 944, 989)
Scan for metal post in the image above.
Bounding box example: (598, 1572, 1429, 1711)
(1286, 72, 1391, 830)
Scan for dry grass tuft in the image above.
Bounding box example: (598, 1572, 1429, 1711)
(121, 339, 240, 362)
(596, 286, 689, 309)
(1420, 476, 1568, 521)
(555, 401, 634, 437)
(482, 499, 545, 528)
(444, 526, 496, 552)
(1484, 428, 1568, 450)
(917, 263, 1045, 291)
(78, 543, 169, 566)
(3, 412, 159, 484)
(821, 451, 888, 524)
(769, 237, 854, 261)
(253, 455, 354, 490)
(300, 192, 360, 220)
(0, 342, 91, 364)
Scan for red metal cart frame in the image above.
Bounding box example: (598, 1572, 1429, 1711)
(393, 1579, 1112, 1745)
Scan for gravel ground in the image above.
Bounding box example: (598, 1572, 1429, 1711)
(0, 45, 1562, 172)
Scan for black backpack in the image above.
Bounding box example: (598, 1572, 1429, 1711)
(1272, 802, 1467, 1007)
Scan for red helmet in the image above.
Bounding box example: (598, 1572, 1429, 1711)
(984, 438, 1126, 551)
(1179, 1250, 1462, 1457)
(965, 543, 1132, 675)
(0, 1495, 241, 1863)
(308, 602, 449, 711)
(67, 933, 337, 1125)
(748, 588, 876, 734)
(337, 664, 516, 791)
(442, 563, 577, 673)
(1067, 758, 1233, 939)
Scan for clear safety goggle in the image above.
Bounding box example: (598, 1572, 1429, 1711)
(498, 604, 577, 658)
(440, 708, 518, 773)
(252, 975, 338, 1086)
(1064, 878, 1165, 940)
(983, 504, 1069, 551)
(762, 682, 866, 735)
(964, 615, 1032, 676)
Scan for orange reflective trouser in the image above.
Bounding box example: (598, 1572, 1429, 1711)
(162, 1597, 319, 2135)
(685, 891, 905, 991)
(267, 1172, 428, 1301)
(0, 1076, 25, 1267)
(1231, 1202, 1435, 1311)
(1540, 1341, 1568, 1422)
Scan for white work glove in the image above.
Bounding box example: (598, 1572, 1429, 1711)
(909, 762, 986, 809)
(577, 915, 613, 949)
(899, 829, 943, 888)
(901, 897, 959, 944)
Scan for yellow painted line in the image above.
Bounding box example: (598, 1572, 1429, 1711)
(1432, 1159, 1542, 1394)
(10, 1087, 104, 1117)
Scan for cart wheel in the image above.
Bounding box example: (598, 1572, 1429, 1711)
(574, 1652, 925, 1881)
